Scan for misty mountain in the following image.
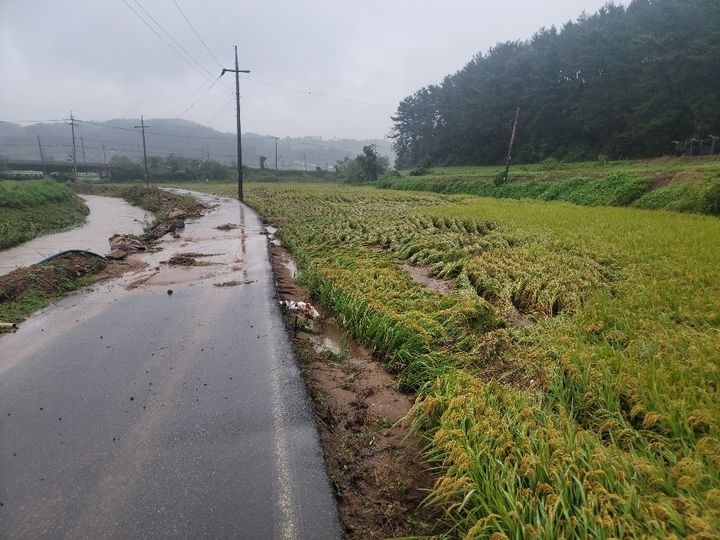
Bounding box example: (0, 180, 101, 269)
(0, 118, 394, 170)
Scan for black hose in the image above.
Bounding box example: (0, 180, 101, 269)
(38, 250, 107, 264)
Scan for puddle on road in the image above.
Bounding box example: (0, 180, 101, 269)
(117, 190, 259, 292)
(0, 195, 150, 276)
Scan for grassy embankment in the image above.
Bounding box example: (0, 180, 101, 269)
(0, 180, 89, 250)
(184, 181, 719, 538)
(381, 157, 720, 215)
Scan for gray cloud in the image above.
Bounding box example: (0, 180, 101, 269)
(0, 0, 616, 139)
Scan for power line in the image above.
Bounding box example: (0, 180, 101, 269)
(176, 74, 223, 118)
(171, 0, 222, 68)
(4, 117, 393, 153)
(120, 0, 228, 92)
(132, 0, 224, 85)
(205, 96, 235, 124)
(238, 76, 394, 110)
(199, 0, 233, 46)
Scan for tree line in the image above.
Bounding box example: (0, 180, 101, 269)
(392, 0, 720, 168)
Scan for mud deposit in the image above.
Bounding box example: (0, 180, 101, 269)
(398, 261, 453, 295)
(269, 231, 442, 538)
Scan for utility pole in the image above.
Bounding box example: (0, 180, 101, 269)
(102, 145, 111, 181)
(134, 115, 149, 186)
(221, 46, 250, 201)
(304, 153, 307, 171)
(272, 136, 279, 182)
(80, 137, 87, 164)
(37, 136, 45, 174)
(502, 107, 520, 183)
(67, 111, 79, 182)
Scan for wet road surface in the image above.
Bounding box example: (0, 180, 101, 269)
(0, 195, 150, 276)
(0, 192, 341, 539)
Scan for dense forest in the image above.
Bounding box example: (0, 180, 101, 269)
(392, 0, 720, 168)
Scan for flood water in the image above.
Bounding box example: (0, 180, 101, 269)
(0, 195, 150, 275)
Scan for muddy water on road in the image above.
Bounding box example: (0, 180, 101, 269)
(0, 195, 150, 276)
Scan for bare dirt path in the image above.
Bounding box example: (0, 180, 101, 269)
(0, 191, 341, 539)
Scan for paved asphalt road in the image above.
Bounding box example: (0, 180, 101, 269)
(0, 192, 341, 539)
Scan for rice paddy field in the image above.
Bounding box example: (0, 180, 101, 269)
(189, 181, 719, 538)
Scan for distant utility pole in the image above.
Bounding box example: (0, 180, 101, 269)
(304, 154, 307, 171)
(37, 136, 45, 173)
(503, 107, 521, 183)
(80, 137, 87, 164)
(134, 115, 149, 186)
(271, 136, 279, 182)
(221, 46, 251, 201)
(67, 111, 79, 182)
(102, 145, 111, 180)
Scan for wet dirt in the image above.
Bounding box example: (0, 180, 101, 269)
(0, 195, 150, 276)
(269, 234, 443, 538)
(215, 223, 239, 231)
(0, 253, 108, 302)
(164, 254, 216, 267)
(398, 261, 453, 295)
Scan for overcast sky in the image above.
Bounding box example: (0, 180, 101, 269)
(0, 0, 618, 140)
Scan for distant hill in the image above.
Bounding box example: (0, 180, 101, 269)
(393, 0, 720, 167)
(0, 118, 394, 170)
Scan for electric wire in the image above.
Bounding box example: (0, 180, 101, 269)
(239, 76, 394, 110)
(176, 74, 223, 118)
(199, 0, 233, 47)
(171, 0, 223, 68)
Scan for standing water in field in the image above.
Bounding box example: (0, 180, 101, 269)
(0, 195, 150, 275)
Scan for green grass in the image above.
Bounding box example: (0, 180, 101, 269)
(384, 156, 720, 216)
(180, 181, 720, 538)
(0, 180, 89, 250)
(399, 155, 720, 180)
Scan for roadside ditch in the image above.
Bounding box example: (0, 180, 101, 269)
(266, 227, 445, 539)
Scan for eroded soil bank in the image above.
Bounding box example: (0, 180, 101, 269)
(268, 234, 444, 538)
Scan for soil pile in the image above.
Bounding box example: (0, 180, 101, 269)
(0, 253, 107, 303)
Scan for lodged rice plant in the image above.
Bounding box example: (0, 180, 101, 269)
(184, 182, 720, 539)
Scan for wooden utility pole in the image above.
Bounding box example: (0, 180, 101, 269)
(67, 111, 78, 182)
(134, 115, 149, 186)
(503, 107, 521, 183)
(273, 136, 279, 182)
(221, 46, 251, 201)
(37, 136, 45, 174)
(102, 145, 111, 180)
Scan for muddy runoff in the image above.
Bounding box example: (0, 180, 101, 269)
(0, 190, 206, 328)
(0, 195, 150, 276)
(267, 227, 443, 538)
